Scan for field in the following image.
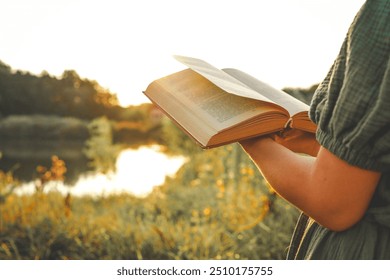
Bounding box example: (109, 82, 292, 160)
(0, 140, 299, 260)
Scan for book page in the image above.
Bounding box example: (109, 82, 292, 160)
(161, 69, 286, 130)
(145, 68, 287, 133)
(223, 68, 309, 116)
(174, 55, 275, 104)
(174, 55, 309, 117)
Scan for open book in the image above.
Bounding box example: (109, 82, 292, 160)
(144, 55, 317, 149)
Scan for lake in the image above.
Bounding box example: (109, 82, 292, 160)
(1, 142, 185, 197)
(62, 145, 185, 197)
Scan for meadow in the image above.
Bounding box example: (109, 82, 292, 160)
(0, 124, 299, 260)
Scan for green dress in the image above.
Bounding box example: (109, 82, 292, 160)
(287, 0, 390, 259)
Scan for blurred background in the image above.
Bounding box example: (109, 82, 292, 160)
(0, 0, 364, 259)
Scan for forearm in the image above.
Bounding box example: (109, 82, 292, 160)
(240, 136, 380, 231)
(241, 137, 315, 210)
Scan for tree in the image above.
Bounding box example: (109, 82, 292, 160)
(0, 60, 11, 74)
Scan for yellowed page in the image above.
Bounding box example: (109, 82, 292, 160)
(223, 68, 309, 116)
(153, 69, 286, 131)
(174, 55, 309, 117)
(144, 80, 215, 147)
(174, 55, 275, 103)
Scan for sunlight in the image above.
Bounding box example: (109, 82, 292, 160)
(70, 146, 186, 196)
(15, 146, 186, 197)
(112, 145, 186, 196)
(0, 0, 365, 107)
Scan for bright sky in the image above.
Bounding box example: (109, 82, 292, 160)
(0, 0, 365, 106)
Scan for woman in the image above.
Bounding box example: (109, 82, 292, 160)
(240, 0, 389, 259)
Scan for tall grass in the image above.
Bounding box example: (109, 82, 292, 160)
(0, 144, 299, 260)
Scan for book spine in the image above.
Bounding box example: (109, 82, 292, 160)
(284, 117, 293, 129)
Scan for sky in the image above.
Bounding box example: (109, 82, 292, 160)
(0, 0, 366, 106)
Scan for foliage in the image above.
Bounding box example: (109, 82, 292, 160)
(35, 156, 67, 193)
(0, 168, 20, 205)
(282, 84, 318, 105)
(160, 117, 201, 156)
(0, 187, 297, 260)
(83, 117, 122, 174)
(0, 60, 120, 120)
(0, 143, 299, 260)
(0, 115, 89, 141)
(112, 104, 165, 148)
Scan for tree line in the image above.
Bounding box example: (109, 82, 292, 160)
(0, 60, 149, 121)
(0, 59, 317, 121)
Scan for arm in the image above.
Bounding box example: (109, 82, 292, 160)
(240, 136, 381, 231)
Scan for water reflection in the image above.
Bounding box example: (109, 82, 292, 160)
(0, 136, 185, 197)
(0, 139, 89, 185)
(63, 145, 185, 197)
(16, 145, 185, 197)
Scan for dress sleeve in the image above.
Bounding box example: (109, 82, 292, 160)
(309, 0, 390, 172)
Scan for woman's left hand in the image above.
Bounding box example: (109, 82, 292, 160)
(272, 129, 319, 156)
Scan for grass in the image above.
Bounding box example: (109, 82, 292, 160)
(0, 145, 299, 260)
